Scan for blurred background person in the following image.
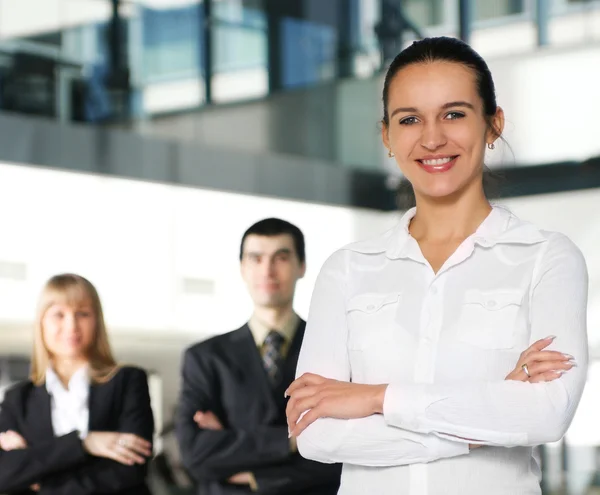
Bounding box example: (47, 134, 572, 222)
(0, 274, 154, 495)
(176, 218, 341, 495)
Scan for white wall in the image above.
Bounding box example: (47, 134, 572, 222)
(0, 161, 397, 341)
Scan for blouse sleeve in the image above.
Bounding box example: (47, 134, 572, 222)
(295, 250, 470, 466)
(382, 234, 589, 447)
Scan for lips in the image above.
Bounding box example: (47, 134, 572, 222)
(417, 155, 458, 173)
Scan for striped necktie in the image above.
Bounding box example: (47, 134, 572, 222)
(262, 330, 285, 387)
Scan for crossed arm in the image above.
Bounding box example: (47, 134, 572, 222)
(286, 236, 588, 465)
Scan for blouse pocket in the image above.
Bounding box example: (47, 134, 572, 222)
(346, 292, 402, 350)
(456, 289, 524, 350)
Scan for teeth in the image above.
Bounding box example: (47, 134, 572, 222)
(422, 157, 453, 166)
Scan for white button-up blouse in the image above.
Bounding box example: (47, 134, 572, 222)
(295, 206, 588, 495)
(46, 366, 90, 439)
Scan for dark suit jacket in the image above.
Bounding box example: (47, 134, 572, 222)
(0, 366, 154, 495)
(176, 320, 341, 495)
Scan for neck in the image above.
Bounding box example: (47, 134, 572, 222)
(253, 304, 295, 330)
(51, 358, 88, 387)
(411, 183, 491, 243)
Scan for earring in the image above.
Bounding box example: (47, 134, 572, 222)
(487, 142, 495, 150)
(388, 149, 395, 158)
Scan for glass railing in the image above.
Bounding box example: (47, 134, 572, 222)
(0, 0, 598, 123)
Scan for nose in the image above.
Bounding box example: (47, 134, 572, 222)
(420, 121, 447, 151)
(63, 313, 79, 333)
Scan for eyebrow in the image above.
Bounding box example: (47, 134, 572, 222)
(390, 101, 475, 119)
(246, 248, 292, 257)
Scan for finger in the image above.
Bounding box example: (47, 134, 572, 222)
(125, 434, 152, 454)
(286, 373, 326, 397)
(126, 439, 153, 457)
(521, 336, 556, 358)
(291, 408, 321, 438)
(529, 370, 566, 383)
(110, 450, 138, 466)
(116, 444, 146, 464)
(286, 391, 314, 429)
(528, 360, 575, 377)
(523, 350, 573, 365)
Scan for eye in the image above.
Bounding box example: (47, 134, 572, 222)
(445, 111, 465, 120)
(399, 116, 419, 125)
(76, 310, 92, 318)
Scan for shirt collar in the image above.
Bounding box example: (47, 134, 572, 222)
(45, 365, 90, 398)
(345, 205, 547, 259)
(248, 312, 299, 347)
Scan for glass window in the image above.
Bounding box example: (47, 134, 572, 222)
(211, 0, 267, 102)
(474, 0, 525, 21)
(403, 0, 445, 27)
(139, 1, 203, 82)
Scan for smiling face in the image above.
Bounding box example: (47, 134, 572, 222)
(42, 300, 96, 361)
(382, 61, 504, 202)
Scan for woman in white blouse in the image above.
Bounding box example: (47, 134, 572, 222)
(286, 37, 588, 495)
(0, 274, 154, 495)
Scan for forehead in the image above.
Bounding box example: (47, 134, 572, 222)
(243, 234, 296, 256)
(44, 283, 92, 306)
(388, 61, 480, 110)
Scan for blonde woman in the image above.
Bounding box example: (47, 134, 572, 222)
(0, 274, 154, 495)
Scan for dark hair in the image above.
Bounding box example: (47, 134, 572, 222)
(382, 37, 504, 209)
(240, 218, 306, 263)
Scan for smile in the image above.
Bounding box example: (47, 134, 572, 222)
(417, 155, 459, 173)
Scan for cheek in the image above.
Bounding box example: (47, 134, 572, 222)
(41, 325, 60, 351)
(81, 320, 97, 344)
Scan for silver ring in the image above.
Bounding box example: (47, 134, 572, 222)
(521, 363, 531, 377)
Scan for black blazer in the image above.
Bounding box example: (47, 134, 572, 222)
(176, 321, 341, 495)
(0, 366, 154, 495)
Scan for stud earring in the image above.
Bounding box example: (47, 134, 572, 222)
(388, 149, 395, 158)
(487, 142, 495, 150)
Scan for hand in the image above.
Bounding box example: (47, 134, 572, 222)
(83, 432, 152, 466)
(285, 373, 386, 438)
(470, 337, 574, 452)
(0, 430, 27, 451)
(505, 336, 575, 383)
(228, 472, 253, 485)
(194, 411, 224, 431)
(31, 484, 40, 492)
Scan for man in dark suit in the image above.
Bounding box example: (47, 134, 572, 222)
(176, 218, 341, 495)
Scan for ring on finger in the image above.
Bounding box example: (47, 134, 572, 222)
(521, 363, 531, 377)
(118, 438, 128, 447)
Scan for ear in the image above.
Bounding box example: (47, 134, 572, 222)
(298, 262, 306, 280)
(487, 106, 505, 144)
(381, 121, 391, 151)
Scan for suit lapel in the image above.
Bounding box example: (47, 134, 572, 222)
(28, 385, 54, 441)
(229, 325, 278, 420)
(88, 380, 110, 431)
(274, 319, 306, 403)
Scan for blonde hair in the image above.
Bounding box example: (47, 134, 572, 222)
(31, 273, 119, 385)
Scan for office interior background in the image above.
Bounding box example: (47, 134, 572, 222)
(0, 0, 598, 493)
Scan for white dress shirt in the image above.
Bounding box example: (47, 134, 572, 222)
(296, 206, 588, 495)
(45, 366, 90, 439)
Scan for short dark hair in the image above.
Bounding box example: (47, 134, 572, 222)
(240, 218, 306, 263)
